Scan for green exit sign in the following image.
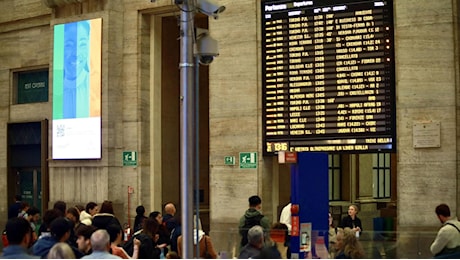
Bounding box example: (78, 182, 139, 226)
(224, 156, 235, 165)
(123, 151, 137, 166)
(239, 152, 257, 169)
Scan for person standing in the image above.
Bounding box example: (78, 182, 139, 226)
(162, 203, 178, 234)
(32, 217, 81, 258)
(47, 242, 76, 259)
(238, 225, 265, 259)
(177, 216, 217, 259)
(80, 202, 98, 226)
(133, 206, 147, 233)
(149, 211, 170, 252)
(430, 204, 460, 258)
(106, 223, 140, 259)
(339, 204, 362, 236)
(81, 229, 121, 259)
(329, 213, 338, 258)
(8, 195, 22, 220)
(279, 201, 292, 258)
(92, 200, 122, 231)
(25, 206, 41, 244)
(1, 217, 39, 259)
(335, 227, 365, 259)
(238, 195, 270, 248)
(75, 224, 97, 256)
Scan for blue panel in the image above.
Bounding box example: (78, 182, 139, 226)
(290, 152, 328, 258)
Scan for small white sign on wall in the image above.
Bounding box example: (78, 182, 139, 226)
(413, 121, 441, 148)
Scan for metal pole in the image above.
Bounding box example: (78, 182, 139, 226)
(179, 0, 195, 258)
(194, 56, 200, 258)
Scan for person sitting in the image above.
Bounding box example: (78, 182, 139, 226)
(335, 227, 365, 259)
(81, 229, 121, 259)
(1, 217, 38, 259)
(238, 225, 265, 259)
(47, 242, 75, 259)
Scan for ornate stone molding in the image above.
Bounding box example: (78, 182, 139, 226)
(42, 0, 84, 8)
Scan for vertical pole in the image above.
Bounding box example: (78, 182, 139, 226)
(194, 56, 201, 258)
(179, 0, 195, 258)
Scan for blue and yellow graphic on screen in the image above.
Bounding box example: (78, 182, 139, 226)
(53, 18, 101, 119)
(52, 18, 102, 159)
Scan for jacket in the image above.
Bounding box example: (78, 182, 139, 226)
(177, 232, 218, 259)
(238, 208, 271, 233)
(339, 215, 362, 233)
(92, 213, 122, 230)
(32, 236, 57, 258)
(80, 210, 92, 226)
(1, 245, 39, 259)
(238, 243, 262, 259)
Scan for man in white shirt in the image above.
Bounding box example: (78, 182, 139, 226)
(279, 202, 292, 258)
(430, 204, 460, 258)
(279, 202, 292, 234)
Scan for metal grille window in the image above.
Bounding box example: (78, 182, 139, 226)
(329, 154, 341, 201)
(373, 153, 391, 198)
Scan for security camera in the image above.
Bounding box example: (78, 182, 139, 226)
(196, 0, 226, 19)
(194, 28, 219, 65)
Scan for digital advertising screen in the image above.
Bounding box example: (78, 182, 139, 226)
(261, 0, 396, 155)
(52, 18, 102, 159)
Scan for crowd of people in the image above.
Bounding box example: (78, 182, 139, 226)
(236, 196, 366, 259)
(3, 195, 458, 259)
(1, 197, 196, 259)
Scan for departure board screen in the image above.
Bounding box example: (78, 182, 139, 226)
(262, 0, 395, 155)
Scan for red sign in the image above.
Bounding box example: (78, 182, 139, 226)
(285, 151, 297, 163)
(291, 216, 300, 236)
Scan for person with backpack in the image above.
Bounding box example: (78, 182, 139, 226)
(238, 195, 271, 248)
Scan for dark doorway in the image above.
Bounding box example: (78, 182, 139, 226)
(8, 121, 48, 214)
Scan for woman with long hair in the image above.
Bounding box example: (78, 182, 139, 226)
(335, 227, 365, 259)
(123, 218, 162, 259)
(92, 200, 122, 231)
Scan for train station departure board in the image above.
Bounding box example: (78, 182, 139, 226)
(262, 0, 396, 155)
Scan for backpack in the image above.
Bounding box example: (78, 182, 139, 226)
(240, 214, 264, 247)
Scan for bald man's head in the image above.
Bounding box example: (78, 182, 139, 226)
(164, 203, 176, 215)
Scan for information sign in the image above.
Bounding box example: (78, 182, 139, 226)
(262, 0, 396, 154)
